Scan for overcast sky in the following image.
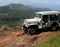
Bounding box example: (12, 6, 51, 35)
(0, 0, 60, 10)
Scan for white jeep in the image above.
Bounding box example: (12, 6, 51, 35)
(22, 11, 60, 35)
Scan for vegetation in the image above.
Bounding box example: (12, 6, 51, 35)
(0, 4, 35, 27)
(0, 4, 50, 27)
(38, 33, 60, 47)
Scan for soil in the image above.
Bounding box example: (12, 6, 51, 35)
(0, 29, 60, 47)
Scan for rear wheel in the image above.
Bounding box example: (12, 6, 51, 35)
(51, 24, 59, 31)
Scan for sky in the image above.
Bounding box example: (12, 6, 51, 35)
(0, 0, 60, 10)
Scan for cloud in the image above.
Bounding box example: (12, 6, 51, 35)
(0, 0, 60, 10)
(0, 0, 21, 6)
(20, 0, 53, 8)
(22, 0, 59, 10)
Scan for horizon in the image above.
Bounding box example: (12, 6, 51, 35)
(0, 0, 60, 10)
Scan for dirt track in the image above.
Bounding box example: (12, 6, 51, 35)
(0, 29, 60, 47)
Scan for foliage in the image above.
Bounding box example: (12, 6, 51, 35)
(0, 4, 50, 27)
(0, 4, 35, 27)
(38, 33, 60, 47)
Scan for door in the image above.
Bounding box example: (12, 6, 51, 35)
(50, 14, 58, 21)
(42, 15, 48, 27)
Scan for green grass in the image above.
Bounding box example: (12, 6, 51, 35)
(38, 33, 60, 47)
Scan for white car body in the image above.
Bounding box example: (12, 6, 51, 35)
(23, 17, 41, 27)
(22, 11, 60, 30)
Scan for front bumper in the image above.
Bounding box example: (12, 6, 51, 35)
(22, 25, 28, 31)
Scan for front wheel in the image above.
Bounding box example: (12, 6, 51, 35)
(28, 27, 36, 35)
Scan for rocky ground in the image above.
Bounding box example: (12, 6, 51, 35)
(0, 29, 60, 47)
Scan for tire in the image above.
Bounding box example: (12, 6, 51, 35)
(51, 24, 59, 31)
(28, 27, 36, 35)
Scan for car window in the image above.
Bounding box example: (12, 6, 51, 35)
(50, 14, 58, 21)
(42, 15, 48, 23)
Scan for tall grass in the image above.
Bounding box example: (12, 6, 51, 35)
(38, 33, 60, 47)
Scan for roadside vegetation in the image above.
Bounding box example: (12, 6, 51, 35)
(38, 33, 60, 47)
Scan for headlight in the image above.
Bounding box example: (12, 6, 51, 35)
(23, 21, 28, 27)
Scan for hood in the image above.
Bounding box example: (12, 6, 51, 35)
(25, 17, 41, 22)
(24, 17, 41, 26)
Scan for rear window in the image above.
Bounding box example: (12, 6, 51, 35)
(50, 14, 58, 21)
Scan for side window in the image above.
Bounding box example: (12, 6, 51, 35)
(58, 14, 60, 23)
(50, 14, 58, 21)
(42, 15, 48, 23)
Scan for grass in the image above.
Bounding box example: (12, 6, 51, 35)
(0, 24, 21, 32)
(38, 33, 60, 47)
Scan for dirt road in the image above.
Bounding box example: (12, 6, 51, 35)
(0, 29, 59, 47)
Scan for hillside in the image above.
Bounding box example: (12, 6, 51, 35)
(0, 4, 35, 19)
(34, 8, 51, 11)
(0, 4, 51, 27)
(0, 4, 51, 19)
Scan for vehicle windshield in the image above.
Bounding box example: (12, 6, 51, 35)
(36, 14, 41, 18)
